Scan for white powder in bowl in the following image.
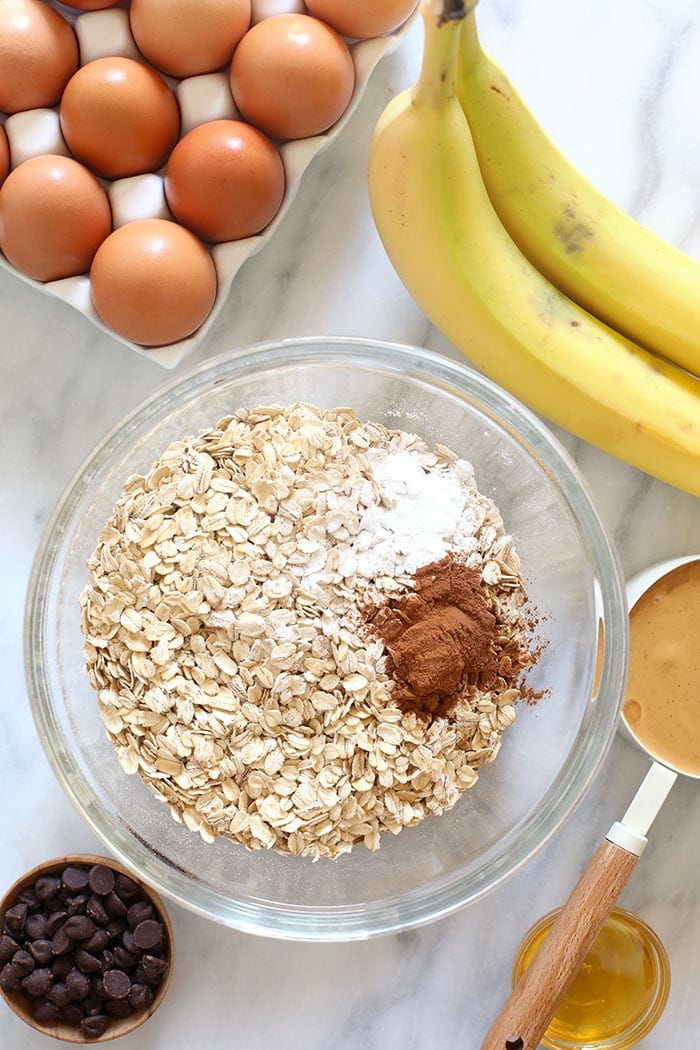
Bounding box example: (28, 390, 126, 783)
(338, 447, 486, 582)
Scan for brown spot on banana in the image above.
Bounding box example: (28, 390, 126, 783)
(554, 202, 595, 254)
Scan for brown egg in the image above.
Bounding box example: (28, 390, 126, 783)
(229, 14, 355, 140)
(0, 0, 78, 115)
(164, 120, 285, 243)
(0, 155, 111, 282)
(0, 128, 9, 186)
(60, 58, 180, 179)
(130, 0, 251, 78)
(59, 0, 121, 8)
(90, 220, 217, 346)
(304, 0, 418, 39)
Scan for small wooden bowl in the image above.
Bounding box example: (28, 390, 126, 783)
(0, 854, 174, 1043)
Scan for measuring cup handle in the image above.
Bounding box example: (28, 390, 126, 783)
(480, 838, 639, 1050)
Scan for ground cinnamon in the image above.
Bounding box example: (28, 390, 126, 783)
(365, 555, 506, 719)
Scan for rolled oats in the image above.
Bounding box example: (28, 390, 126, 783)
(80, 404, 532, 859)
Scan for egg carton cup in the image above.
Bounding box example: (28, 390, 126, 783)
(0, 4, 417, 368)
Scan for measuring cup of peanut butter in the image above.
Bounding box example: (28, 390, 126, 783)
(620, 554, 700, 775)
(482, 554, 700, 1050)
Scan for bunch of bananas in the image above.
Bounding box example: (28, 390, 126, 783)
(368, 0, 700, 496)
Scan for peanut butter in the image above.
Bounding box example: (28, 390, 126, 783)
(623, 559, 700, 776)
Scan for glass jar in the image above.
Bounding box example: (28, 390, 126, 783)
(512, 906, 670, 1049)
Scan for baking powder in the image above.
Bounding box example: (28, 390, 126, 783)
(341, 447, 485, 581)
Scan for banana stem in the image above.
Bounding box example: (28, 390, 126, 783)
(422, 0, 479, 24)
(414, 0, 468, 107)
(459, 2, 481, 64)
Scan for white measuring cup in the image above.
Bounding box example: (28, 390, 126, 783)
(482, 555, 700, 1050)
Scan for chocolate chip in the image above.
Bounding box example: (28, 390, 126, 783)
(59, 1003, 83, 1027)
(67, 894, 89, 917)
(84, 928, 110, 953)
(81, 1014, 109, 1039)
(142, 970, 164, 989)
(133, 920, 163, 952)
(105, 918, 126, 941)
(82, 994, 103, 1017)
(114, 874, 140, 900)
(113, 946, 138, 970)
(100, 949, 115, 973)
(86, 894, 109, 928)
(105, 891, 127, 918)
(62, 867, 89, 893)
(35, 876, 61, 902)
(0, 934, 19, 961)
(75, 949, 102, 974)
(128, 983, 154, 1011)
(88, 866, 115, 897)
(45, 910, 68, 937)
(86, 895, 109, 926)
(0, 962, 23, 992)
(52, 957, 73, 980)
(56, 886, 71, 906)
(141, 954, 168, 983)
(25, 913, 48, 940)
(126, 902, 153, 930)
(63, 915, 95, 941)
(30, 939, 54, 966)
(66, 967, 90, 1001)
(18, 886, 39, 910)
(33, 998, 60, 1024)
(46, 981, 71, 1008)
(12, 949, 35, 975)
(105, 999, 133, 1019)
(51, 927, 73, 956)
(4, 903, 27, 934)
(21, 967, 53, 997)
(122, 929, 136, 953)
(103, 968, 131, 1000)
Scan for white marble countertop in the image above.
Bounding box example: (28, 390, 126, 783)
(1, 2, 699, 1047)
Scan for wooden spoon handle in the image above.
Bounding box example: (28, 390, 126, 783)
(480, 838, 639, 1050)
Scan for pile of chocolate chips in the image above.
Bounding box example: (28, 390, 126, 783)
(0, 863, 169, 1039)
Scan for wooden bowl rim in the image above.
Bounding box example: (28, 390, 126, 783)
(0, 853, 174, 1043)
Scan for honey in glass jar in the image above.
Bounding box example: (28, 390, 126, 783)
(511, 906, 670, 1049)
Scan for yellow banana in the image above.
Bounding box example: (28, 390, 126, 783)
(457, 8, 700, 377)
(368, 0, 700, 496)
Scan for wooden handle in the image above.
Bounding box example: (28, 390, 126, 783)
(481, 838, 639, 1050)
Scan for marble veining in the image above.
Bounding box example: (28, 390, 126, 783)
(1, 1, 699, 1047)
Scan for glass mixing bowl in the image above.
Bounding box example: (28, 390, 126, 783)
(25, 338, 627, 941)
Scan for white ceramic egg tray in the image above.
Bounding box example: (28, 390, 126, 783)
(0, 3, 416, 368)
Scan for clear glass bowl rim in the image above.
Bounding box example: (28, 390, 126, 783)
(24, 336, 628, 941)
